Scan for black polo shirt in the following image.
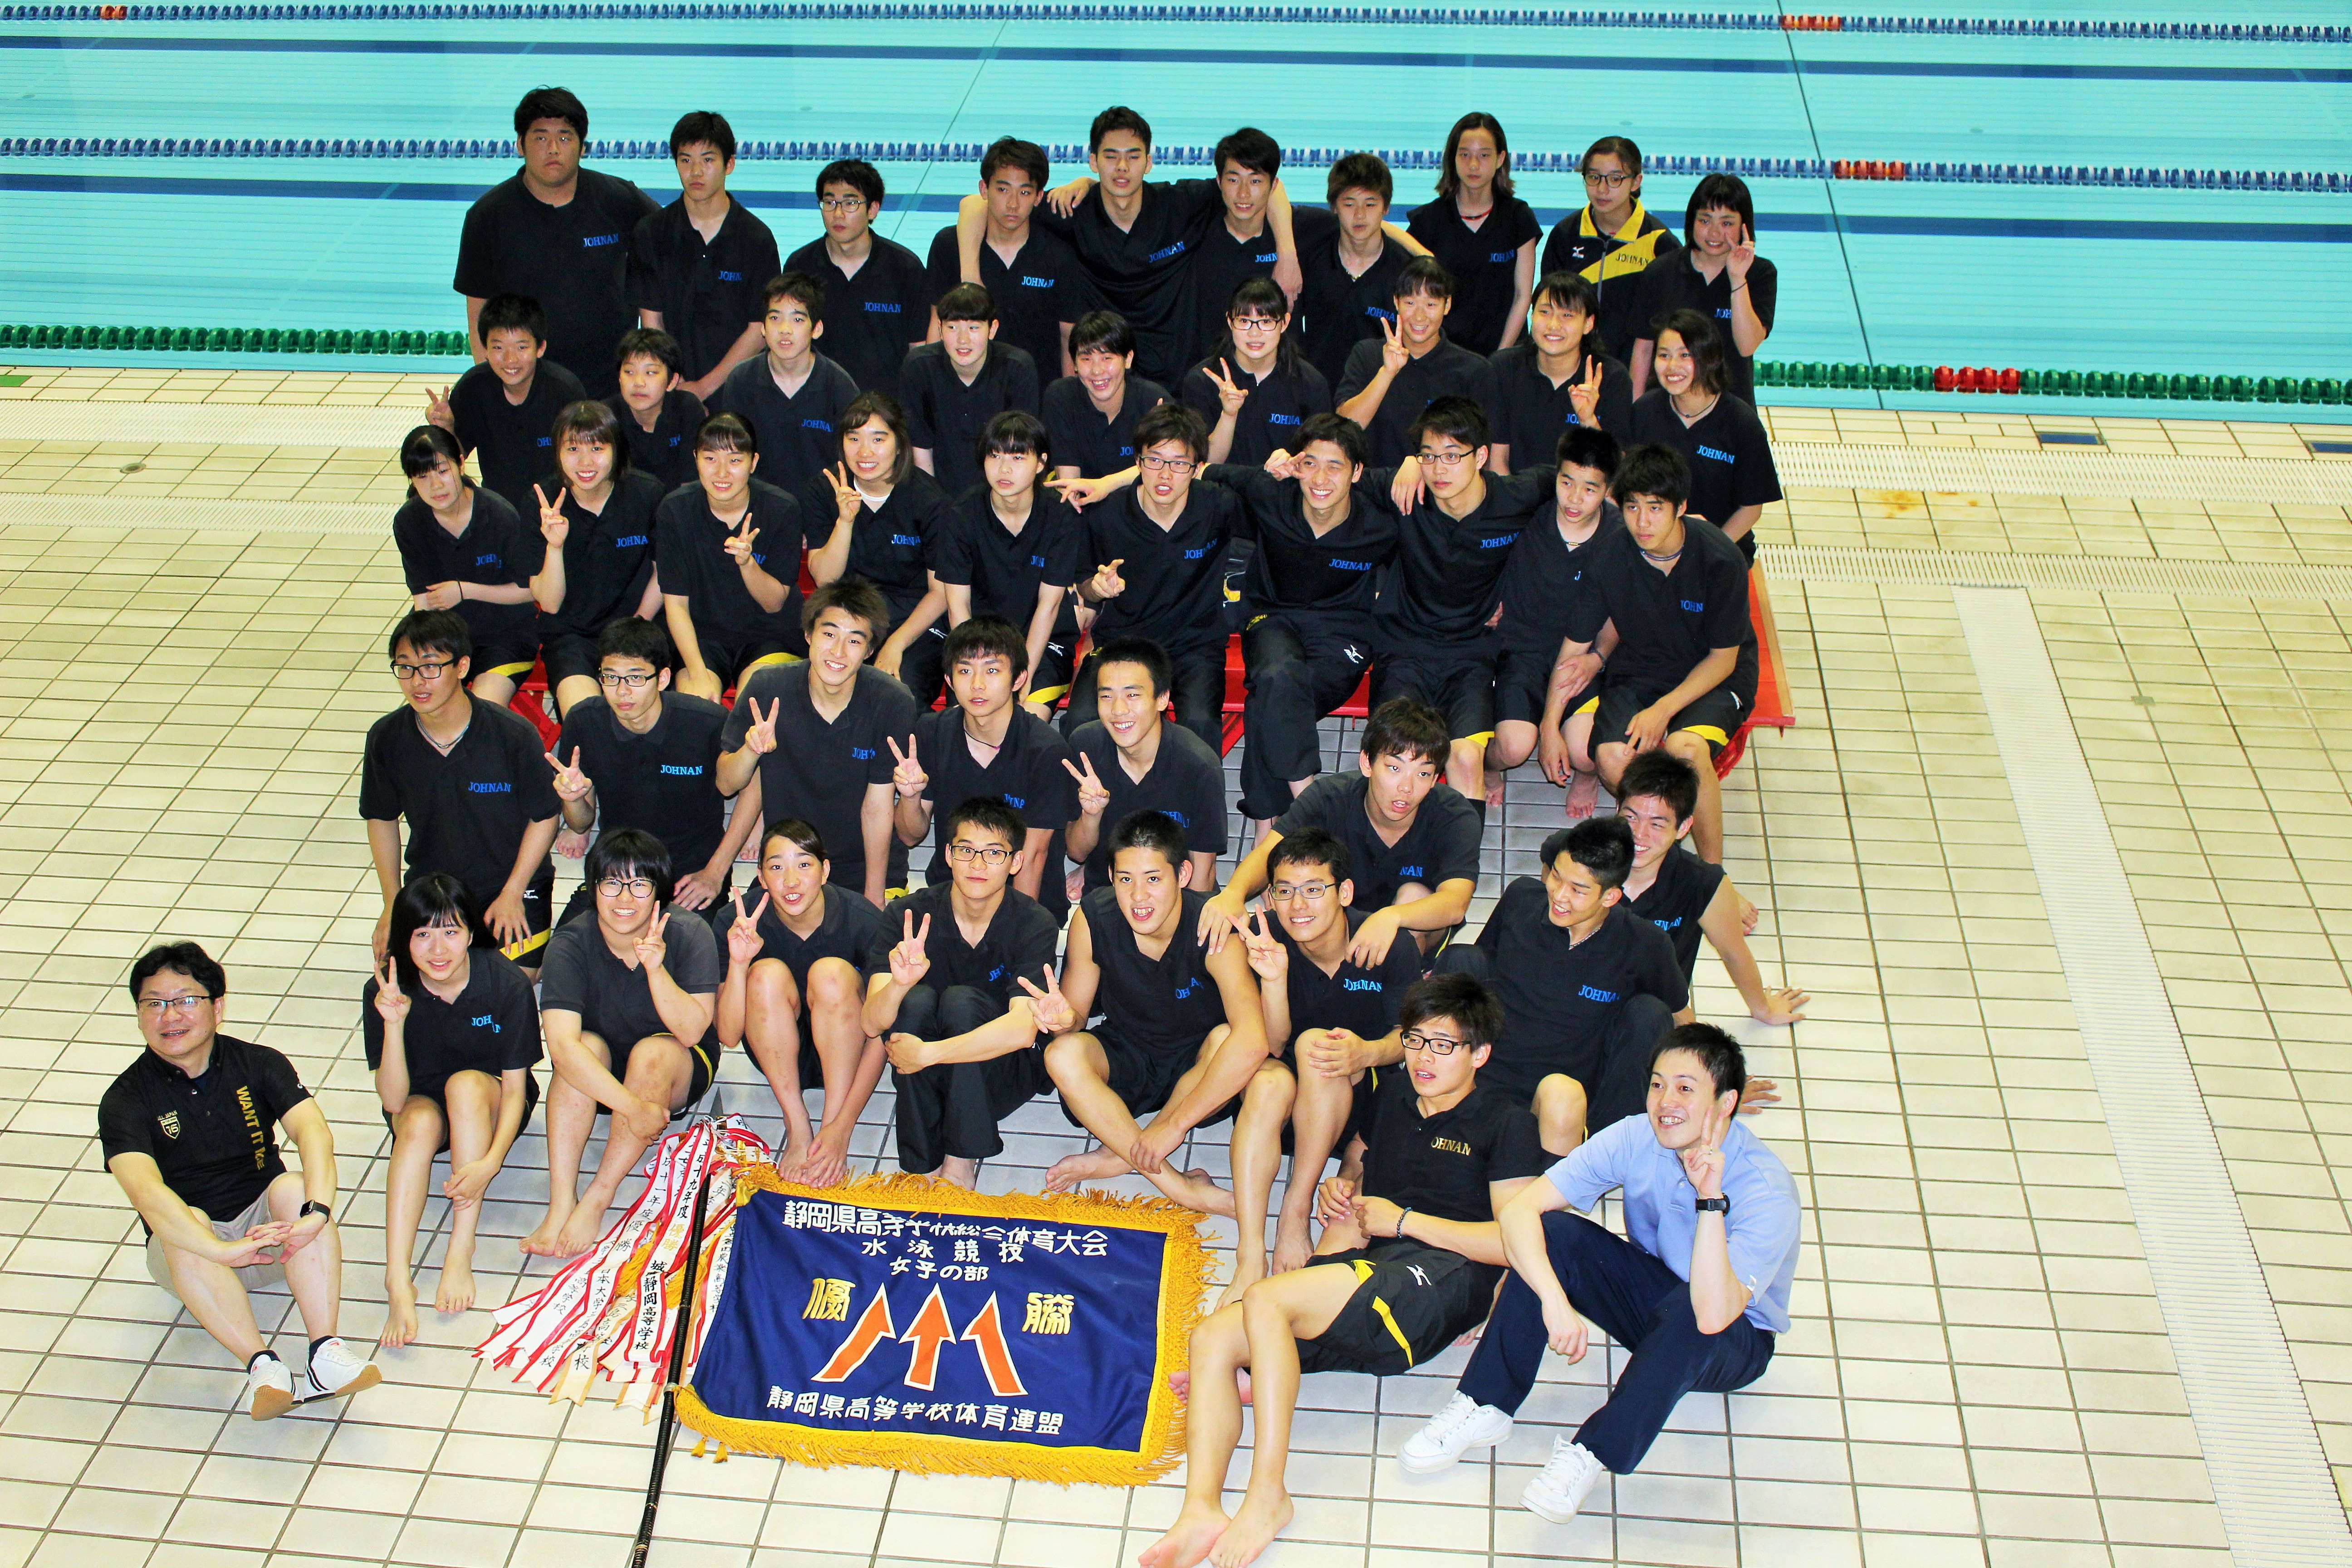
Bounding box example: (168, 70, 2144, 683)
(913, 706, 1078, 920)
(628, 196, 782, 383)
(1035, 179, 1226, 385)
(603, 389, 706, 497)
(538, 911, 722, 1058)
(753, 885, 893, 986)
(453, 168, 660, 398)
(924, 223, 1099, 382)
(513, 468, 665, 642)
(1081, 481, 1245, 657)
(1274, 774, 1483, 912)
(931, 487, 1087, 630)
(1179, 355, 1333, 470)
(901, 342, 1042, 499)
(1067, 720, 1229, 892)
(362, 951, 541, 1092)
(1041, 374, 1170, 480)
(1083, 886, 1225, 1054)
(1295, 209, 1411, 391)
(99, 1035, 313, 1222)
(1629, 389, 1783, 542)
(555, 691, 733, 875)
(1279, 910, 1423, 1045)
(1202, 463, 1397, 622)
(446, 358, 589, 524)
(1564, 510, 1758, 697)
(653, 477, 808, 650)
(886, 882, 1061, 1009)
(1499, 498, 1617, 656)
(1475, 881, 1687, 1089)
(1337, 337, 1499, 468)
(1488, 344, 1636, 458)
(391, 486, 539, 652)
(1359, 1070, 1546, 1225)
(799, 467, 952, 625)
(1539, 203, 1681, 363)
(1625, 844, 1726, 979)
(359, 695, 560, 896)
(1185, 220, 1284, 367)
(1405, 194, 1542, 355)
(712, 352, 861, 501)
(723, 662, 919, 897)
(1371, 466, 1553, 652)
(784, 234, 933, 399)
(1637, 250, 1779, 402)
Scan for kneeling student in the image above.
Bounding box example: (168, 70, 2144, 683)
(365, 873, 539, 1348)
(1491, 425, 1620, 816)
(522, 398, 667, 717)
(392, 423, 539, 707)
(930, 410, 1085, 711)
(102, 942, 382, 1421)
(1142, 971, 1545, 1568)
(716, 818, 892, 1190)
(524, 829, 722, 1258)
(866, 797, 1063, 1186)
(1399, 1024, 1798, 1526)
(1064, 636, 1229, 897)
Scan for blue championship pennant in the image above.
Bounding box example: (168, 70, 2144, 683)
(679, 1171, 1212, 1483)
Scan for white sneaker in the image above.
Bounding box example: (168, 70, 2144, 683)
(244, 1352, 294, 1421)
(1521, 1436, 1606, 1523)
(299, 1337, 383, 1403)
(1397, 1392, 1512, 1473)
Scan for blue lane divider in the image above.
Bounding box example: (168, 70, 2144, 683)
(5, 5, 2345, 41)
(2, 135, 2343, 194)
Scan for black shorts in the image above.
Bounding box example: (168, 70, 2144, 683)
(1372, 647, 1498, 743)
(1062, 1029, 1220, 1126)
(603, 1031, 719, 1119)
(541, 633, 603, 689)
(381, 1068, 541, 1150)
(1296, 1240, 1503, 1376)
(1493, 646, 1598, 730)
(1024, 633, 1079, 709)
(1592, 675, 1754, 758)
(698, 637, 802, 691)
(471, 642, 541, 684)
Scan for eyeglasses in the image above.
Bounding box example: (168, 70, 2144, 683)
(1139, 454, 1195, 474)
(597, 877, 656, 898)
(946, 843, 1013, 866)
(1401, 1029, 1466, 1055)
(1268, 880, 1335, 902)
(818, 196, 867, 213)
(1229, 315, 1284, 331)
(598, 670, 657, 690)
(390, 659, 456, 681)
(1416, 448, 1476, 468)
(1583, 171, 1632, 190)
(137, 994, 212, 1017)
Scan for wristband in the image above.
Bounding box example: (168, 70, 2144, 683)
(1694, 1195, 1729, 1215)
(299, 1200, 333, 1223)
(1394, 1205, 1413, 1239)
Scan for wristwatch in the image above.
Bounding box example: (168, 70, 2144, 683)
(299, 1201, 333, 1222)
(1693, 1196, 1730, 1215)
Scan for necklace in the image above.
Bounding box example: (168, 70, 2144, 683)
(1641, 543, 1684, 564)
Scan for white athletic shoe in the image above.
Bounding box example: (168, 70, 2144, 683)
(1520, 1436, 1606, 1523)
(244, 1352, 294, 1421)
(300, 1337, 383, 1403)
(1397, 1392, 1513, 1473)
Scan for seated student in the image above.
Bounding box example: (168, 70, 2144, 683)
(1629, 309, 1782, 563)
(1202, 699, 1480, 964)
(930, 410, 1085, 713)
(720, 579, 918, 909)
(362, 610, 561, 972)
(1406, 112, 1541, 356)
(1142, 970, 1545, 1568)
(926, 137, 1098, 379)
(1335, 257, 1500, 469)
(1436, 818, 1688, 1154)
(1400, 1024, 1798, 1526)
(1557, 443, 1757, 864)
(717, 818, 890, 1190)
(1182, 126, 1289, 367)
(1064, 402, 1240, 748)
(867, 797, 1062, 1186)
(520, 398, 667, 717)
(524, 828, 723, 1257)
(1617, 750, 1807, 1026)
(1065, 637, 1228, 896)
(1491, 426, 1621, 815)
(391, 423, 539, 707)
(1539, 136, 1681, 365)
(807, 391, 954, 706)
(364, 873, 539, 1347)
(628, 110, 779, 400)
(1372, 396, 1556, 803)
(102, 941, 382, 1420)
(902, 284, 1041, 500)
(1632, 172, 1776, 404)
(425, 292, 589, 524)
(653, 411, 807, 701)
(712, 271, 862, 503)
(603, 328, 706, 495)
(549, 617, 758, 929)
(1041, 311, 1169, 482)
(894, 616, 1078, 918)
(787, 157, 933, 399)
(1295, 152, 1420, 390)
(1181, 277, 1334, 469)
(1489, 271, 1636, 464)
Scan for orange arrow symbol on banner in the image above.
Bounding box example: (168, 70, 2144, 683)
(899, 1286, 956, 1391)
(960, 1294, 1028, 1398)
(812, 1287, 896, 1383)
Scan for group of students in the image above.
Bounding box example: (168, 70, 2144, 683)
(90, 81, 1814, 1565)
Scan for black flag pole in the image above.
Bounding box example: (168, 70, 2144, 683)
(627, 1143, 715, 1568)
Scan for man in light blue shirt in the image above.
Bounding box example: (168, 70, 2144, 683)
(1396, 1021, 1800, 1522)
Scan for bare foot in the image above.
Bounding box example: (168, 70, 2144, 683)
(775, 1131, 814, 1185)
(554, 828, 591, 859)
(1564, 768, 1601, 819)
(1213, 1254, 1264, 1313)
(1209, 1490, 1293, 1568)
(549, 1201, 606, 1258)
(518, 1206, 573, 1257)
(1064, 867, 1086, 904)
(1157, 1166, 1237, 1219)
(1139, 1498, 1231, 1568)
(434, 1257, 476, 1316)
(1044, 1145, 1129, 1193)
(1485, 769, 1506, 809)
(936, 1156, 980, 1190)
(1270, 1212, 1313, 1275)
(1165, 1368, 1251, 1405)
(799, 1133, 851, 1191)
(379, 1275, 419, 1348)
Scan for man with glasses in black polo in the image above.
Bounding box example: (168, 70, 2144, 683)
(360, 610, 563, 976)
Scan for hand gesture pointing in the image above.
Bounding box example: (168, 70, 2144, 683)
(1086, 558, 1127, 602)
(1568, 355, 1603, 427)
(534, 483, 568, 549)
(740, 696, 782, 756)
(371, 953, 409, 1025)
(887, 910, 932, 989)
(886, 733, 927, 799)
(1063, 753, 1111, 818)
(1015, 965, 1077, 1035)
(545, 745, 591, 804)
(1728, 221, 1755, 284)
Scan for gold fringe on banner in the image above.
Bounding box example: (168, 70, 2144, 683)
(676, 1166, 1216, 1486)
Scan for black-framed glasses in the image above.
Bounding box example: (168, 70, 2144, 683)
(1583, 171, 1632, 190)
(1139, 454, 1196, 474)
(946, 842, 1013, 866)
(597, 877, 656, 898)
(819, 195, 867, 212)
(390, 659, 456, 681)
(1416, 448, 1476, 468)
(598, 670, 657, 690)
(1401, 1029, 1466, 1055)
